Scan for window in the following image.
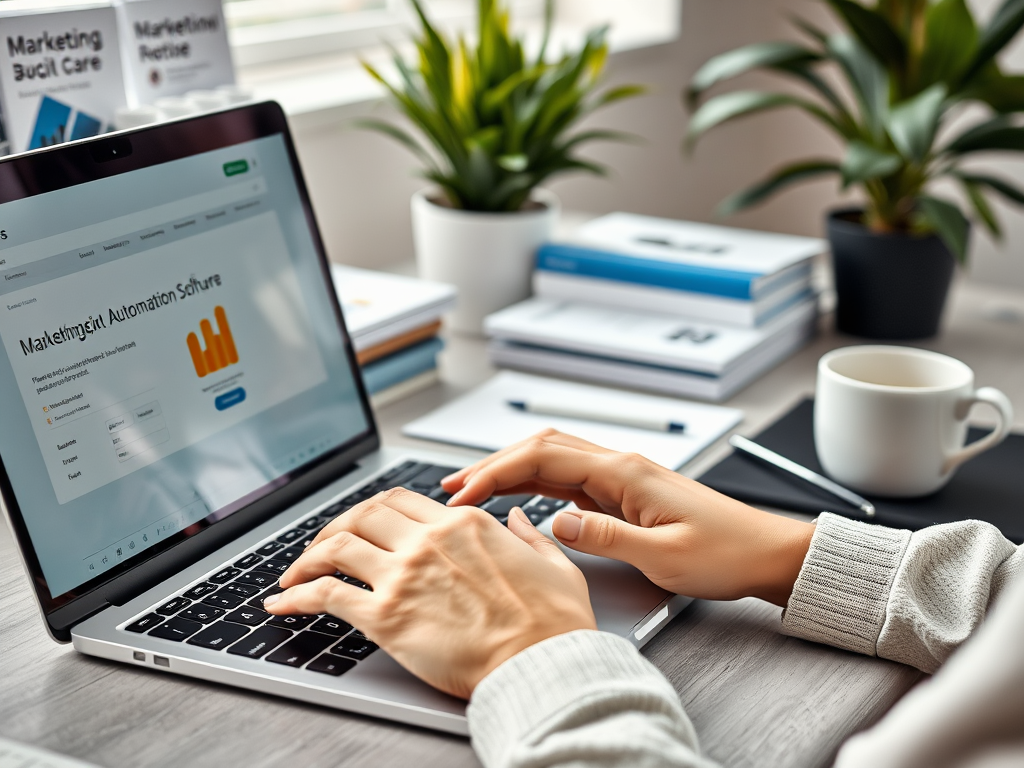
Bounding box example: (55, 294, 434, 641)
(225, 0, 503, 67)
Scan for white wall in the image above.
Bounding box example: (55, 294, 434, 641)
(287, 0, 1024, 290)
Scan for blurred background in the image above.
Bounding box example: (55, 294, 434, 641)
(230, 0, 1024, 289)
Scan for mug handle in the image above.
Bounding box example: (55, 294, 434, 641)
(943, 387, 1015, 474)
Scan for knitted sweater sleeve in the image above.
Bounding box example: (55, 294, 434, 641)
(780, 512, 1023, 673)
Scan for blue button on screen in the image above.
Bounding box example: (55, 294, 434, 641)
(215, 387, 246, 411)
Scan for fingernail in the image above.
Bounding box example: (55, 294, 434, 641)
(263, 594, 281, 607)
(447, 491, 462, 506)
(510, 506, 529, 525)
(552, 511, 581, 542)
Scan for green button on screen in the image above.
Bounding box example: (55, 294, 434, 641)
(223, 160, 249, 177)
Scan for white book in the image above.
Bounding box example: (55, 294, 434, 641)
(485, 296, 818, 377)
(402, 371, 744, 470)
(487, 317, 817, 402)
(533, 270, 813, 327)
(0, 1, 127, 154)
(564, 212, 826, 296)
(330, 264, 457, 351)
(114, 0, 235, 105)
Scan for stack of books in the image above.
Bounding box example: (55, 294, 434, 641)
(484, 213, 825, 401)
(331, 265, 457, 407)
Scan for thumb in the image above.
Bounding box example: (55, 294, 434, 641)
(551, 509, 655, 567)
(507, 507, 573, 568)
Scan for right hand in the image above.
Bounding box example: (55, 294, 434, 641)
(442, 430, 815, 606)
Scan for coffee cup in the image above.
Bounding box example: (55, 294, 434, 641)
(815, 346, 1014, 497)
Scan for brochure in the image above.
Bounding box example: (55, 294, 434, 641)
(115, 0, 234, 105)
(0, 1, 127, 153)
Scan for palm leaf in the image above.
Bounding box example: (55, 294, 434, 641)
(917, 195, 970, 261)
(965, 0, 1024, 83)
(826, 0, 907, 72)
(961, 179, 1002, 238)
(686, 42, 822, 106)
(841, 141, 903, 186)
(686, 91, 846, 150)
(886, 83, 947, 162)
(717, 160, 841, 216)
(951, 171, 1024, 204)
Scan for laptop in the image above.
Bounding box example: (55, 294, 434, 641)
(0, 103, 691, 736)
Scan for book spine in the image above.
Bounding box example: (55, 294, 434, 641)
(536, 243, 761, 300)
(361, 337, 444, 394)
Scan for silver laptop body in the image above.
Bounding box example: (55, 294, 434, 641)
(0, 103, 690, 736)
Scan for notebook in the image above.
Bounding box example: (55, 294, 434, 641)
(699, 398, 1024, 543)
(402, 371, 743, 470)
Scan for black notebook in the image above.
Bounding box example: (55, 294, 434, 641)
(700, 398, 1024, 544)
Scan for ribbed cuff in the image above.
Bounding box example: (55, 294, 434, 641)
(782, 513, 911, 655)
(467, 629, 685, 768)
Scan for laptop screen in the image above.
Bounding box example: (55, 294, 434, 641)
(0, 131, 370, 602)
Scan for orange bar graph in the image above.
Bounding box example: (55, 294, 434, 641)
(215, 306, 239, 364)
(188, 306, 240, 378)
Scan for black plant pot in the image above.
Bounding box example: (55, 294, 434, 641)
(827, 208, 959, 340)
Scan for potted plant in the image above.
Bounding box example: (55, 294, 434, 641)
(361, 0, 643, 333)
(685, 0, 1024, 339)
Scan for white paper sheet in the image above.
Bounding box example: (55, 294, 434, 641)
(402, 372, 743, 469)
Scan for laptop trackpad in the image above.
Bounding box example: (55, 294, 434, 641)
(536, 515, 673, 639)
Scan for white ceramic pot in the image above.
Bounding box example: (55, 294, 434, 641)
(411, 188, 559, 334)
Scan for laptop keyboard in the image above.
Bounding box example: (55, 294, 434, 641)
(122, 461, 568, 678)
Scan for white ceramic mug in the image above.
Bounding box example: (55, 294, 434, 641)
(815, 346, 1014, 497)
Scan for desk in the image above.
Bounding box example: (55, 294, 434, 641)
(2, 279, 1022, 768)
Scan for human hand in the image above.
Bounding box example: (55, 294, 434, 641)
(442, 430, 815, 606)
(265, 487, 596, 699)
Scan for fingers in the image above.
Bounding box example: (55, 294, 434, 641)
(309, 488, 444, 551)
(265, 575, 373, 625)
(447, 435, 616, 508)
(550, 509, 670, 570)
(507, 507, 574, 571)
(280, 530, 391, 589)
(442, 430, 608, 494)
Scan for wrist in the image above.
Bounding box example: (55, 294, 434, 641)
(749, 515, 815, 607)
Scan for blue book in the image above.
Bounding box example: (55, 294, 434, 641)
(361, 337, 444, 395)
(536, 214, 825, 301)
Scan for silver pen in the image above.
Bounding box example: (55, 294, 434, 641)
(728, 434, 876, 518)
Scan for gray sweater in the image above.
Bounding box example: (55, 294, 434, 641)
(467, 514, 1024, 768)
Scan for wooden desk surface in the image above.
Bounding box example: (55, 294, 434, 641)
(2, 280, 1021, 768)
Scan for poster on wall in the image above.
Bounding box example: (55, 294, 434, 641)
(0, 1, 127, 154)
(115, 0, 235, 105)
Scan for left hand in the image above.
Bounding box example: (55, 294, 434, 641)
(266, 488, 597, 699)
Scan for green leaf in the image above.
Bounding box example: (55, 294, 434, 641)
(686, 42, 821, 106)
(918, 0, 977, 89)
(686, 90, 845, 149)
(717, 160, 841, 216)
(886, 83, 947, 162)
(952, 172, 1024, 204)
(497, 153, 528, 172)
(917, 195, 970, 261)
(789, 14, 829, 44)
(944, 115, 1024, 153)
(960, 64, 1024, 112)
(841, 141, 903, 185)
(353, 118, 438, 170)
(827, 34, 890, 140)
(961, 179, 1002, 238)
(826, 0, 907, 71)
(965, 0, 1024, 83)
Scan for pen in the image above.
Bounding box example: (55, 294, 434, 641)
(507, 399, 686, 433)
(728, 435, 876, 517)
